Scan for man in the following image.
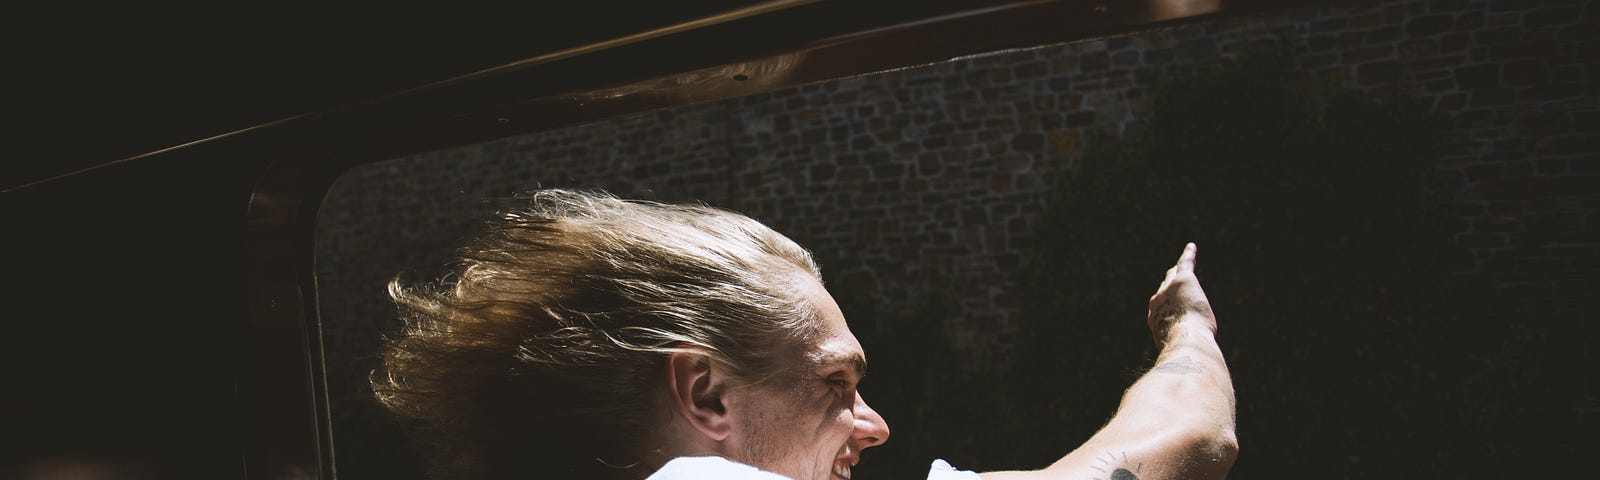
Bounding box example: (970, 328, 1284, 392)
(375, 189, 1237, 480)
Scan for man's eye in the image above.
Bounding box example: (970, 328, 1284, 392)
(828, 378, 851, 390)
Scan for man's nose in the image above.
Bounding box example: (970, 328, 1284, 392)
(851, 391, 890, 448)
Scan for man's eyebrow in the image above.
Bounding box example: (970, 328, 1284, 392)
(819, 351, 868, 378)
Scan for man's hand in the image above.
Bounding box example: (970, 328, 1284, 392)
(980, 243, 1237, 480)
(1147, 243, 1217, 347)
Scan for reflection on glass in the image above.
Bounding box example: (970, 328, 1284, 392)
(314, 1, 1575, 477)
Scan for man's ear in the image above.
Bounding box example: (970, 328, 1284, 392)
(665, 349, 732, 441)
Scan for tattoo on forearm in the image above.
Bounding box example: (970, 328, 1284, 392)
(1152, 355, 1203, 375)
(1090, 452, 1142, 480)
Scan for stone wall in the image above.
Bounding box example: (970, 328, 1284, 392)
(315, 0, 1597, 477)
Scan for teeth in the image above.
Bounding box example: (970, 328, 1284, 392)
(833, 464, 852, 479)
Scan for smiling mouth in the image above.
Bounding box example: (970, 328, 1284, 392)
(833, 443, 859, 480)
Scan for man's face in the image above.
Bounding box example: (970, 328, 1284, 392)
(729, 275, 890, 480)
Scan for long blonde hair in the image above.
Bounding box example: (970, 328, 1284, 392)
(373, 189, 823, 479)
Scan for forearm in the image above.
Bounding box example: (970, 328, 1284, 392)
(981, 245, 1237, 480)
(1116, 319, 1236, 451)
(1049, 318, 1237, 479)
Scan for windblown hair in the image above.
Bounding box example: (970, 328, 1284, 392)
(373, 189, 823, 479)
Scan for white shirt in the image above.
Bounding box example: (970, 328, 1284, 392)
(645, 456, 982, 480)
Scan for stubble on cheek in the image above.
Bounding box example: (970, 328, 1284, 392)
(736, 380, 837, 480)
(738, 407, 779, 464)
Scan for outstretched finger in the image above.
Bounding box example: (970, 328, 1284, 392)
(1175, 242, 1197, 274)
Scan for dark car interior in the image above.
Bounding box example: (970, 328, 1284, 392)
(8, 1, 1594, 478)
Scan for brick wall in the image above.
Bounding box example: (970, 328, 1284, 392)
(315, 0, 1597, 476)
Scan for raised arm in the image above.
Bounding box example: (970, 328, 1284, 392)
(984, 243, 1238, 480)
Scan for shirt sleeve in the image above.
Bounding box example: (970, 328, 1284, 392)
(927, 459, 982, 480)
